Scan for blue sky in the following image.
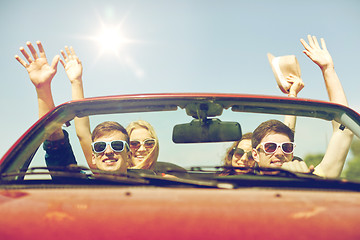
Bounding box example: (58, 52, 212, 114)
(1, 0, 360, 157)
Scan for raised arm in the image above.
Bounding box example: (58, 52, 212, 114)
(60, 46, 94, 169)
(283, 74, 304, 132)
(15, 41, 78, 169)
(280, 75, 311, 173)
(300, 35, 353, 178)
(301, 35, 347, 108)
(15, 41, 63, 140)
(267, 54, 307, 173)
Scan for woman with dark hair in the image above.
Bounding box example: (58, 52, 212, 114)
(222, 133, 254, 174)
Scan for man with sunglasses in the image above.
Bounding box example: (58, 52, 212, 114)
(251, 35, 354, 177)
(90, 121, 132, 173)
(252, 119, 310, 173)
(43, 121, 131, 174)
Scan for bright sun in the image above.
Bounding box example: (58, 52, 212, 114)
(80, 11, 142, 59)
(79, 13, 145, 78)
(96, 25, 126, 53)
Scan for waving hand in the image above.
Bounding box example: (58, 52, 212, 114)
(15, 41, 60, 88)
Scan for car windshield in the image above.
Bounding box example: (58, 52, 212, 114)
(1, 94, 360, 189)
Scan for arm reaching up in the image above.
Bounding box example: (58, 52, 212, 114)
(283, 74, 304, 132)
(60, 46, 94, 169)
(15, 41, 63, 141)
(15, 41, 77, 168)
(300, 35, 353, 178)
(301, 35, 347, 108)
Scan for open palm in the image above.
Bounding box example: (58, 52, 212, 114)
(15, 41, 59, 88)
(300, 35, 333, 70)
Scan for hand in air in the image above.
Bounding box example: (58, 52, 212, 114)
(60, 46, 83, 83)
(300, 35, 334, 70)
(286, 74, 304, 97)
(15, 41, 60, 88)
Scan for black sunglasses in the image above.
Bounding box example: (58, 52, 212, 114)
(229, 148, 253, 159)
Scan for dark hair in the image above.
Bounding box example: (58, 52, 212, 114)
(91, 121, 129, 143)
(251, 119, 294, 149)
(223, 132, 253, 166)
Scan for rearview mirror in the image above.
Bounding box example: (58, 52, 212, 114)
(172, 118, 242, 143)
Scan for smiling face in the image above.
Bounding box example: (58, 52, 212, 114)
(231, 139, 255, 168)
(91, 131, 131, 173)
(252, 131, 293, 168)
(129, 127, 156, 167)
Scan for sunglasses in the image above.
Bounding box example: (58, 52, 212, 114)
(230, 148, 253, 160)
(92, 140, 129, 154)
(129, 139, 156, 149)
(257, 142, 295, 154)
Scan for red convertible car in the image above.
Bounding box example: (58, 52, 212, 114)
(1, 93, 360, 239)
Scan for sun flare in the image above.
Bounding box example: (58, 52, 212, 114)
(96, 25, 126, 53)
(78, 11, 145, 78)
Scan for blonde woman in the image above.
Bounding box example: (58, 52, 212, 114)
(126, 120, 159, 170)
(59, 48, 161, 171)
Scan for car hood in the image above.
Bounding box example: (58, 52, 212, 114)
(1, 187, 359, 240)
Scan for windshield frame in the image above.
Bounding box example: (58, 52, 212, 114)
(1, 93, 360, 175)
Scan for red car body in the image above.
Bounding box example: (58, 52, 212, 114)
(1, 93, 360, 239)
(1, 188, 360, 239)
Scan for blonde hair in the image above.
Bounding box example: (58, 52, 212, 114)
(126, 120, 159, 170)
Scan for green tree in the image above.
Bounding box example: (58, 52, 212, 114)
(302, 138, 360, 180)
(349, 137, 360, 156)
(343, 156, 360, 181)
(303, 153, 324, 168)
(343, 137, 360, 181)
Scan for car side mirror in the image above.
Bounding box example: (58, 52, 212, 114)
(172, 118, 242, 143)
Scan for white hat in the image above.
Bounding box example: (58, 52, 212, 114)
(267, 53, 301, 94)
